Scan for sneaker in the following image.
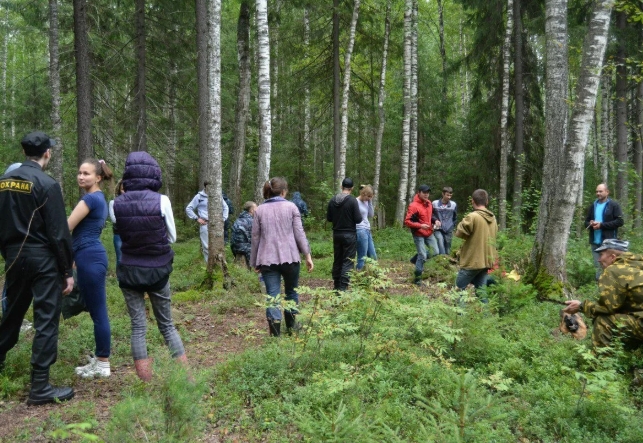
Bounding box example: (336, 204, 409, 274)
(75, 358, 110, 378)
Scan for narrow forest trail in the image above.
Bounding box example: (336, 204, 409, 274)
(0, 261, 424, 442)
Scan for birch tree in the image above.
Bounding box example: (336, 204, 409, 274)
(337, 0, 361, 189)
(395, 0, 413, 225)
(205, 0, 228, 282)
(407, 0, 418, 203)
(498, 0, 513, 230)
(229, 0, 251, 212)
(48, 0, 63, 188)
(532, 0, 613, 287)
(254, 0, 272, 202)
(372, 0, 391, 211)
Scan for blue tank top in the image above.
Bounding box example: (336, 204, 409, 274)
(72, 191, 108, 252)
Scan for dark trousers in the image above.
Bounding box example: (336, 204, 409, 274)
(332, 232, 357, 291)
(0, 249, 63, 370)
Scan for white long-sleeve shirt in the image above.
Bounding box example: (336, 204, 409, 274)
(185, 190, 229, 222)
(110, 195, 176, 244)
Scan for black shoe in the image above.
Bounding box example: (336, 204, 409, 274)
(27, 368, 74, 406)
(410, 254, 418, 265)
(284, 311, 301, 336)
(268, 320, 281, 337)
(414, 270, 423, 285)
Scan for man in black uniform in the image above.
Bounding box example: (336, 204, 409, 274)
(327, 177, 362, 291)
(0, 131, 75, 406)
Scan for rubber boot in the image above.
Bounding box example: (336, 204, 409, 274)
(134, 358, 154, 382)
(27, 368, 75, 406)
(284, 311, 300, 336)
(268, 320, 281, 337)
(414, 270, 423, 286)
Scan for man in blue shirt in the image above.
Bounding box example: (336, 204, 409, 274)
(584, 183, 624, 280)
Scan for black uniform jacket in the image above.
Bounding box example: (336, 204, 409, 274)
(0, 161, 73, 278)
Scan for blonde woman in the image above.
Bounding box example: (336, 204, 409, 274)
(356, 185, 377, 270)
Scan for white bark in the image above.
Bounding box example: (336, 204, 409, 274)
(337, 0, 361, 189)
(206, 0, 226, 272)
(533, 0, 612, 285)
(372, 0, 391, 210)
(600, 69, 610, 183)
(254, 0, 272, 202)
(498, 0, 513, 230)
(407, 0, 418, 203)
(395, 0, 413, 225)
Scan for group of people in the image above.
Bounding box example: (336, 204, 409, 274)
(0, 132, 188, 405)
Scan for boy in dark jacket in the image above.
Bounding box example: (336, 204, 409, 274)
(231, 201, 257, 268)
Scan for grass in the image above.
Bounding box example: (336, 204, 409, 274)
(2, 226, 643, 441)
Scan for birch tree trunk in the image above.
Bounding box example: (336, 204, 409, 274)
(337, 0, 361, 189)
(531, 0, 568, 284)
(395, 0, 413, 225)
(49, 0, 63, 188)
(332, 0, 341, 188)
(254, 0, 272, 203)
(196, 0, 209, 187)
(205, 0, 228, 281)
(512, 0, 524, 233)
(372, 0, 391, 211)
(407, 0, 419, 203)
(498, 0, 513, 231)
(615, 11, 628, 212)
(229, 0, 251, 213)
(73, 0, 92, 165)
(532, 0, 612, 288)
(133, 0, 147, 152)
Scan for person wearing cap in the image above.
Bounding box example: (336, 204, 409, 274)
(327, 178, 362, 291)
(0, 131, 75, 405)
(405, 184, 439, 285)
(585, 183, 624, 280)
(432, 187, 457, 255)
(454, 189, 498, 293)
(564, 239, 643, 348)
(185, 182, 229, 263)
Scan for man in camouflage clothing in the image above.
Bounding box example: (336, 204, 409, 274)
(564, 239, 643, 348)
(231, 201, 257, 269)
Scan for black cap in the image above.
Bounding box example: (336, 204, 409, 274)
(21, 131, 56, 156)
(342, 177, 354, 189)
(418, 184, 431, 193)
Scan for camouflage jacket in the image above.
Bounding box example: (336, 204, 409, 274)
(231, 211, 253, 255)
(582, 252, 643, 318)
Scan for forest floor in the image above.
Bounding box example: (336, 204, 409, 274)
(0, 261, 422, 442)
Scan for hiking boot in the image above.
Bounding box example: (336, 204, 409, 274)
(75, 358, 110, 379)
(414, 270, 423, 286)
(27, 368, 74, 406)
(284, 311, 301, 336)
(134, 358, 154, 382)
(268, 320, 281, 337)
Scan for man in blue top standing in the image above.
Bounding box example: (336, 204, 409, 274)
(585, 183, 623, 280)
(432, 186, 457, 255)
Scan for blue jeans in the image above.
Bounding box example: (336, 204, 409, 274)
(113, 234, 122, 267)
(456, 268, 489, 290)
(260, 263, 301, 321)
(356, 229, 377, 270)
(413, 235, 438, 273)
(433, 230, 453, 255)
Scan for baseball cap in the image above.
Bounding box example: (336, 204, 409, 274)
(342, 177, 354, 189)
(595, 238, 629, 253)
(21, 131, 56, 156)
(418, 184, 431, 193)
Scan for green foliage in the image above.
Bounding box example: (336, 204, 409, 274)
(48, 421, 100, 441)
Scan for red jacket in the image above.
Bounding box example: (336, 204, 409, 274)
(404, 194, 434, 237)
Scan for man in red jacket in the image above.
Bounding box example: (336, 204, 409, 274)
(405, 184, 439, 285)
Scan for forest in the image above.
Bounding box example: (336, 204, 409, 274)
(2, 0, 643, 441)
